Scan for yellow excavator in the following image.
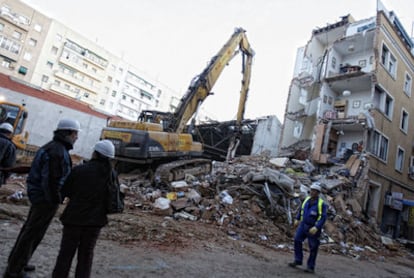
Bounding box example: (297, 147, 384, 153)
(0, 100, 29, 150)
(0, 100, 32, 175)
(100, 27, 254, 183)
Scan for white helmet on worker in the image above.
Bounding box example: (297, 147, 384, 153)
(94, 140, 115, 158)
(56, 118, 81, 132)
(0, 122, 13, 134)
(310, 182, 322, 192)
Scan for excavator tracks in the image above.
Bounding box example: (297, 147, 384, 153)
(154, 158, 212, 184)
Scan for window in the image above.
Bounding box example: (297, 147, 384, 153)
(107, 76, 113, 82)
(12, 31, 21, 39)
(122, 94, 126, 100)
(100, 99, 105, 105)
(54, 80, 60, 86)
(10, 42, 20, 54)
(18, 66, 27, 75)
(41, 75, 49, 83)
(104, 87, 109, 94)
(400, 109, 408, 133)
(46, 61, 53, 69)
(410, 157, 414, 178)
(0, 23, 4, 32)
(51, 46, 58, 55)
(374, 86, 393, 118)
(34, 24, 42, 32)
(404, 73, 412, 96)
(381, 43, 397, 77)
(56, 34, 62, 41)
(331, 57, 336, 69)
(111, 91, 117, 97)
(395, 146, 405, 172)
(1, 60, 9, 68)
(371, 130, 389, 161)
(23, 52, 32, 61)
(64, 84, 70, 90)
(28, 38, 37, 46)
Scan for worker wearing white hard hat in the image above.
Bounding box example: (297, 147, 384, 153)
(289, 181, 327, 274)
(310, 182, 322, 192)
(53, 139, 122, 277)
(0, 122, 16, 187)
(0, 122, 14, 134)
(55, 118, 81, 146)
(93, 139, 115, 158)
(5, 117, 81, 277)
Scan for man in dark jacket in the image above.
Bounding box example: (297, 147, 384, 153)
(52, 140, 118, 278)
(4, 118, 81, 278)
(288, 182, 327, 274)
(0, 122, 16, 186)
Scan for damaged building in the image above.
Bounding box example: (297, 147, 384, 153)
(279, 5, 414, 241)
(190, 115, 281, 161)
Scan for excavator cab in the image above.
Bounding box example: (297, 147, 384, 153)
(0, 102, 29, 150)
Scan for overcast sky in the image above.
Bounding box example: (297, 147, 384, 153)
(21, 0, 414, 122)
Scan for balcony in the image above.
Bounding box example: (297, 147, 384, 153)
(54, 71, 101, 93)
(58, 55, 105, 81)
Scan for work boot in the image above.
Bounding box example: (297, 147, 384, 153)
(23, 265, 35, 272)
(304, 268, 315, 273)
(288, 261, 302, 268)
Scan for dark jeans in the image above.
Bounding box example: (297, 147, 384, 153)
(52, 225, 101, 278)
(5, 203, 58, 277)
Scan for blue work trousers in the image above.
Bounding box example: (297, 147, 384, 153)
(293, 223, 320, 270)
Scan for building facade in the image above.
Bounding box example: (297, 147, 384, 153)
(0, 0, 180, 121)
(279, 5, 414, 239)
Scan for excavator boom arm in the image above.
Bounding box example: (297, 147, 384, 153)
(170, 28, 254, 133)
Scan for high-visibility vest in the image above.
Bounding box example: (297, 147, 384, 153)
(300, 196, 323, 221)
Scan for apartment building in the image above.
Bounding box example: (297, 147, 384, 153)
(0, 0, 180, 121)
(279, 4, 414, 239)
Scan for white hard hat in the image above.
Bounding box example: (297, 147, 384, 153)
(57, 118, 81, 131)
(310, 182, 322, 192)
(94, 140, 115, 158)
(0, 122, 13, 133)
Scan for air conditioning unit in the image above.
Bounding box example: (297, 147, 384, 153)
(364, 103, 374, 110)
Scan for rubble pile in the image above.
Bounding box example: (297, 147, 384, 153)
(0, 153, 410, 260)
(113, 153, 402, 258)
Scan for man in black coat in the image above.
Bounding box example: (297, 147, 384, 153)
(0, 122, 16, 186)
(4, 118, 80, 278)
(52, 140, 119, 278)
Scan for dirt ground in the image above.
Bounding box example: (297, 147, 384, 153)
(1, 201, 414, 278)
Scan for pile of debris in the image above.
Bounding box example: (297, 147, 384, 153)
(115, 153, 404, 259)
(0, 152, 408, 260)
